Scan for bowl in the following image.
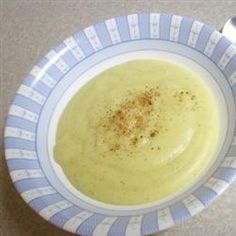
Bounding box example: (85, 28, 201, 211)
(4, 13, 236, 236)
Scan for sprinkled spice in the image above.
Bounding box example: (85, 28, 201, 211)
(150, 130, 158, 137)
(100, 86, 198, 153)
(131, 137, 138, 145)
(110, 143, 120, 152)
(100, 87, 163, 152)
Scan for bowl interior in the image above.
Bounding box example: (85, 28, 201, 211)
(48, 50, 229, 210)
(36, 38, 236, 216)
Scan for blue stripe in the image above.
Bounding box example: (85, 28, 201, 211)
(44, 60, 64, 80)
(55, 42, 78, 65)
(210, 38, 231, 63)
(37, 57, 48, 68)
(77, 214, 104, 236)
(23, 76, 51, 96)
(50, 206, 83, 227)
(214, 167, 236, 182)
(178, 17, 193, 44)
(13, 95, 41, 114)
(141, 211, 159, 235)
(170, 202, 191, 224)
(95, 22, 112, 47)
(61, 50, 78, 67)
(108, 217, 129, 236)
(29, 194, 64, 211)
(6, 116, 37, 132)
(23, 74, 36, 86)
(54, 43, 66, 52)
(53, 42, 77, 70)
(12, 176, 45, 184)
(139, 13, 150, 39)
(116, 16, 130, 41)
(159, 13, 172, 40)
(74, 31, 94, 56)
(5, 137, 35, 150)
(194, 186, 217, 206)
(224, 55, 236, 78)
(195, 25, 214, 52)
(14, 178, 49, 193)
(7, 159, 40, 171)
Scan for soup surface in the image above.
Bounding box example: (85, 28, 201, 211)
(54, 60, 220, 205)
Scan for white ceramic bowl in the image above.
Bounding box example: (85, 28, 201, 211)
(4, 13, 236, 236)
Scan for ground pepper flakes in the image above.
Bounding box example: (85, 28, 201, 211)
(100, 86, 197, 153)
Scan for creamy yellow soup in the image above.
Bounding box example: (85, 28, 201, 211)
(54, 60, 220, 205)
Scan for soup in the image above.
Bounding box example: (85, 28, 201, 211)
(54, 60, 220, 205)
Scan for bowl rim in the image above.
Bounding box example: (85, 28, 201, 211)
(4, 12, 236, 236)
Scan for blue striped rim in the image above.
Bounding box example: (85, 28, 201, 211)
(14, 178, 50, 193)
(60, 50, 79, 67)
(170, 202, 191, 224)
(194, 186, 218, 206)
(138, 13, 150, 39)
(107, 217, 130, 236)
(95, 22, 113, 47)
(211, 38, 231, 63)
(50, 206, 83, 229)
(29, 194, 64, 212)
(74, 31, 95, 55)
(195, 25, 213, 51)
(7, 159, 40, 171)
(116, 16, 131, 41)
(23, 75, 51, 96)
(214, 167, 236, 182)
(13, 95, 42, 114)
(141, 211, 159, 235)
(41, 60, 64, 80)
(6, 116, 37, 132)
(178, 17, 193, 44)
(159, 13, 172, 40)
(77, 214, 105, 235)
(5, 137, 35, 150)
